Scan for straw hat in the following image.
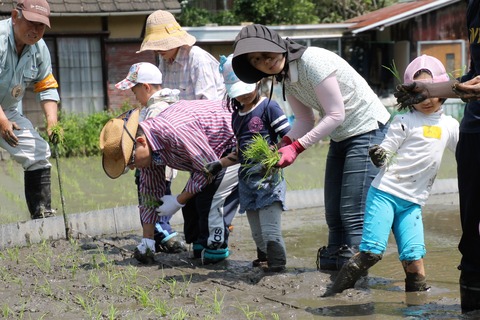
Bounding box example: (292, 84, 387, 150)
(99, 108, 140, 179)
(137, 10, 196, 53)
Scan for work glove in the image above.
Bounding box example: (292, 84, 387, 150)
(368, 144, 387, 167)
(156, 195, 185, 217)
(136, 238, 156, 254)
(394, 82, 429, 108)
(203, 160, 223, 181)
(277, 140, 305, 168)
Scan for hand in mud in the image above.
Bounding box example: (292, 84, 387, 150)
(203, 160, 222, 182)
(394, 82, 429, 108)
(368, 144, 387, 167)
(453, 76, 480, 102)
(0, 118, 20, 147)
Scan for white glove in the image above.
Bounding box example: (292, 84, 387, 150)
(136, 238, 156, 254)
(155, 194, 185, 216)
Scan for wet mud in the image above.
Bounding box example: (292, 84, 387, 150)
(1, 193, 477, 319)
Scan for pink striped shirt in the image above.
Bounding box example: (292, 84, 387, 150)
(138, 100, 236, 223)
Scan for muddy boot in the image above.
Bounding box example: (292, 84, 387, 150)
(460, 271, 480, 313)
(252, 247, 268, 268)
(405, 272, 429, 292)
(337, 245, 358, 270)
(323, 251, 382, 297)
(265, 241, 286, 272)
(25, 168, 56, 219)
(317, 246, 338, 271)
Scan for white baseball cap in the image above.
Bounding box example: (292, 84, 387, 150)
(219, 54, 256, 98)
(115, 62, 163, 90)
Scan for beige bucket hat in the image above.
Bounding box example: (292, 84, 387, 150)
(138, 10, 196, 53)
(99, 108, 140, 179)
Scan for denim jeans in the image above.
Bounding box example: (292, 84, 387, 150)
(324, 122, 388, 251)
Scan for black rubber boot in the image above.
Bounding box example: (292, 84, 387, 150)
(405, 272, 429, 292)
(460, 271, 480, 313)
(265, 241, 286, 272)
(252, 247, 268, 267)
(337, 245, 358, 269)
(317, 246, 338, 271)
(24, 168, 56, 219)
(323, 251, 382, 297)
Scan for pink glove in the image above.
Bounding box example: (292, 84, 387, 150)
(277, 135, 293, 149)
(277, 140, 305, 168)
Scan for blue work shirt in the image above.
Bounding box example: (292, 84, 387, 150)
(0, 18, 59, 112)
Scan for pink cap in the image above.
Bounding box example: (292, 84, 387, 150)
(404, 54, 449, 84)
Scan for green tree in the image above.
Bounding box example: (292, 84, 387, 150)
(233, 0, 318, 25)
(314, 0, 395, 23)
(176, 0, 395, 26)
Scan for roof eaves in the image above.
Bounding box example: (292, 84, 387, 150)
(349, 0, 461, 35)
(49, 9, 181, 17)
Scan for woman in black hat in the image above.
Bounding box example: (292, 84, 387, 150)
(232, 24, 390, 271)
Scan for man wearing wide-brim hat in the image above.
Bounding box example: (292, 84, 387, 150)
(137, 10, 225, 101)
(99, 101, 239, 264)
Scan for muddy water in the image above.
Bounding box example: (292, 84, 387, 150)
(270, 194, 466, 319)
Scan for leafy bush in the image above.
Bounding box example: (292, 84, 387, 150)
(42, 103, 132, 158)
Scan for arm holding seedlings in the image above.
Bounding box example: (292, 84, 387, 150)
(369, 114, 407, 168)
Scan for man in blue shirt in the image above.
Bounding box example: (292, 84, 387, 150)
(0, 0, 60, 219)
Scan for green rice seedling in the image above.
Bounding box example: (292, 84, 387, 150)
(132, 286, 152, 307)
(150, 298, 171, 317)
(34, 277, 54, 297)
(241, 134, 282, 189)
(374, 148, 398, 170)
(160, 274, 191, 298)
(49, 123, 65, 146)
(124, 265, 140, 284)
(382, 59, 402, 84)
(194, 293, 205, 308)
(75, 294, 102, 320)
(171, 307, 189, 320)
(209, 288, 224, 315)
(0, 266, 22, 285)
(2, 304, 13, 318)
(272, 313, 280, 320)
(141, 193, 163, 208)
(88, 271, 101, 287)
(5, 247, 19, 264)
(28, 254, 52, 274)
(235, 303, 266, 319)
(107, 304, 118, 320)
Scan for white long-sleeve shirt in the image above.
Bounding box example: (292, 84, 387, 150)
(372, 109, 459, 206)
